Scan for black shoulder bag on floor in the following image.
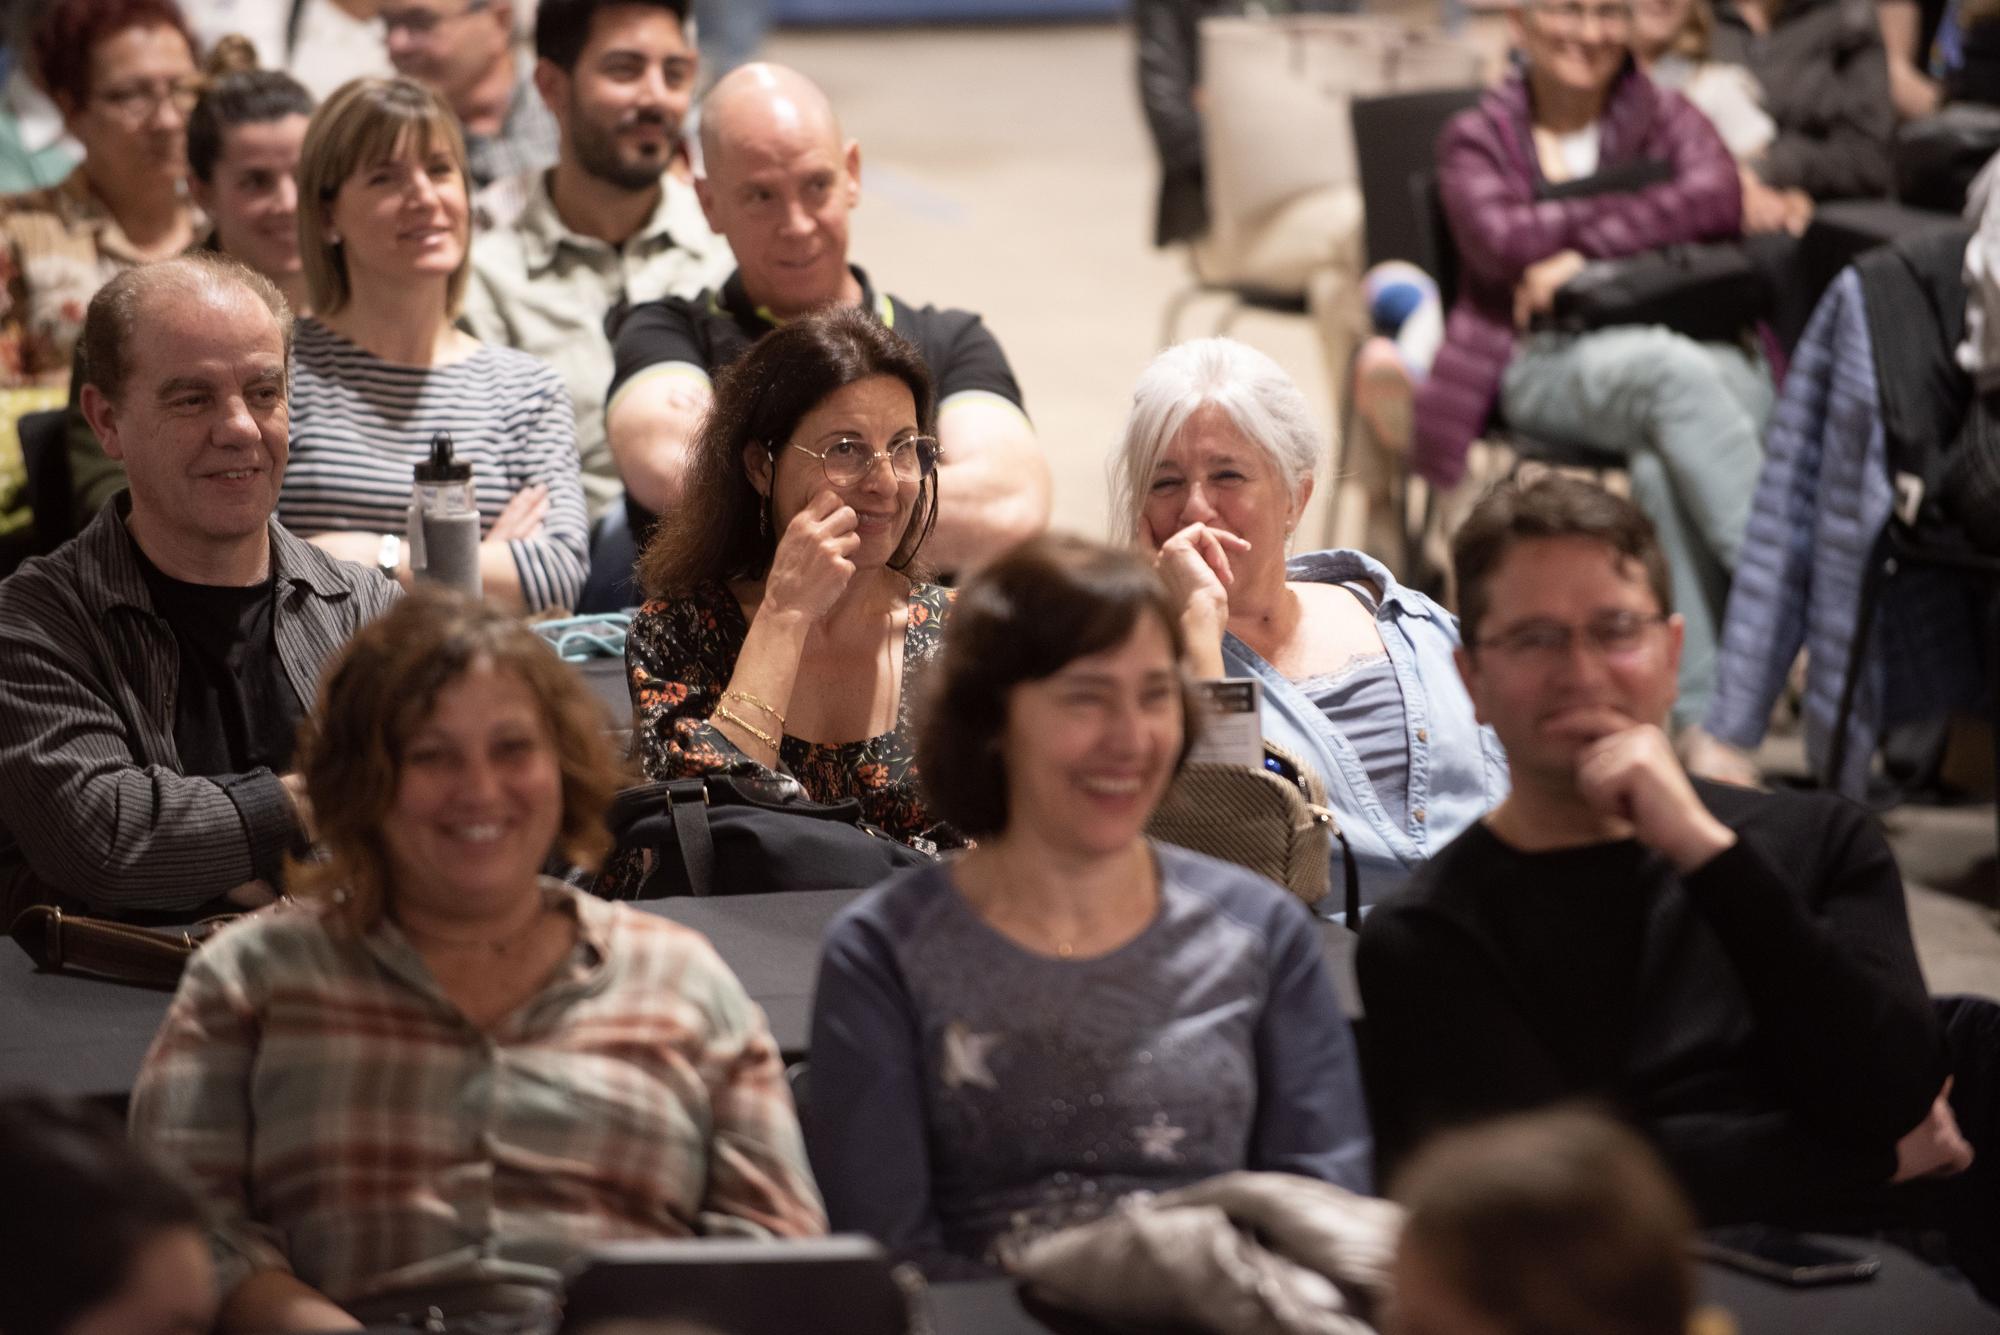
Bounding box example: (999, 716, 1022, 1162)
(604, 775, 937, 899)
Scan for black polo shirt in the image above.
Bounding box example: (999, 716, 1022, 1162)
(606, 265, 1025, 538)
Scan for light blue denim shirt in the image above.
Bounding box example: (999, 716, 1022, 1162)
(1220, 549, 1509, 916)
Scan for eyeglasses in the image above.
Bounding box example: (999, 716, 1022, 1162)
(92, 77, 203, 125)
(1476, 610, 1666, 661)
(1532, 0, 1635, 28)
(787, 435, 940, 488)
(383, 0, 490, 37)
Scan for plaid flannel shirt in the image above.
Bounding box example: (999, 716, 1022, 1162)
(130, 881, 826, 1308)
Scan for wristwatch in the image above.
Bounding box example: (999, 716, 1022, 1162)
(377, 532, 402, 580)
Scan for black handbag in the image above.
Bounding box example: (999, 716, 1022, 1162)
(1548, 243, 1771, 342)
(604, 775, 936, 899)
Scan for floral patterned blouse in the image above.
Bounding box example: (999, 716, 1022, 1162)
(612, 578, 963, 890)
(0, 169, 174, 388)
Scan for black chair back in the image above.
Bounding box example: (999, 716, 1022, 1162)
(18, 409, 73, 556)
(1352, 86, 1484, 274)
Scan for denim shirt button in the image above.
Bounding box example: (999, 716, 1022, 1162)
(1416, 728, 1428, 743)
(1414, 808, 1427, 823)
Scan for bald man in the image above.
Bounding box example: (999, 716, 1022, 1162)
(605, 62, 1050, 573)
(0, 254, 396, 923)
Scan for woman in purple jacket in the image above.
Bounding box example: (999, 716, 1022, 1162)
(1412, 2, 1769, 734)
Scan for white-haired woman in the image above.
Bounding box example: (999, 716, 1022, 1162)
(1113, 337, 1507, 912)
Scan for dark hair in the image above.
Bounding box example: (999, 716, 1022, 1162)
(0, 1094, 206, 1335)
(535, 0, 691, 71)
(1452, 475, 1672, 650)
(81, 250, 294, 402)
(289, 587, 627, 932)
(916, 534, 1199, 839)
(1393, 1107, 1697, 1335)
(637, 306, 941, 597)
(185, 34, 313, 184)
(32, 0, 196, 111)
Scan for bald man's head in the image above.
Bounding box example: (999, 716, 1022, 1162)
(698, 62, 844, 178)
(693, 62, 863, 319)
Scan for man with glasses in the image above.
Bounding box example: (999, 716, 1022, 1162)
(383, 0, 556, 189)
(1411, 0, 1768, 737)
(462, 0, 727, 524)
(606, 62, 1049, 576)
(1358, 476, 1998, 1297)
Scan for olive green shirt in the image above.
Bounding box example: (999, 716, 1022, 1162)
(462, 169, 731, 520)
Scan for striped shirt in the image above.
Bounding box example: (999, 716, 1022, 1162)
(129, 881, 827, 1310)
(280, 317, 590, 612)
(0, 500, 398, 920)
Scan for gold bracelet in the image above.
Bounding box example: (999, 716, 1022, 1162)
(714, 706, 780, 751)
(722, 689, 786, 726)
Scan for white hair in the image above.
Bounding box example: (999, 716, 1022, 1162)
(1108, 337, 1323, 543)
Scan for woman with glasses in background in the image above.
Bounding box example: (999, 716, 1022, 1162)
(606, 305, 961, 893)
(1413, 0, 1768, 747)
(1, 0, 200, 389)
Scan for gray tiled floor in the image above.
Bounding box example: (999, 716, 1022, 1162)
(762, 19, 2000, 997)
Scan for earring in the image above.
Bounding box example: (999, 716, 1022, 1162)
(758, 504, 770, 539)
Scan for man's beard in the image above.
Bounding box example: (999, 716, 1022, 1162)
(572, 105, 677, 192)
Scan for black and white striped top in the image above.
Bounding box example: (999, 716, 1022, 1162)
(279, 317, 591, 612)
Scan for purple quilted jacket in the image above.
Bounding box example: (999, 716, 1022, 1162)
(1411, 64, 1743, 487)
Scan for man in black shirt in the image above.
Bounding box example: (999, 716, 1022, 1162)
(0, 253, 398, 922)
(1357, 475, 1996, 1295)
(606, 62, 1049, 571)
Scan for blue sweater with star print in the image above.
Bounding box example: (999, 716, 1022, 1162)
(803, 842, 1374, 1278)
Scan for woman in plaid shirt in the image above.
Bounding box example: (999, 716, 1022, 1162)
(131, 589, 825, 1333)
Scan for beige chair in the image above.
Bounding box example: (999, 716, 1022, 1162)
(1165, 15, 1485, 471)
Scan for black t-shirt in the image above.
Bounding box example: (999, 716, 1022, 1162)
(607, 266, 1025, 537)
(132, 544, 306, 780)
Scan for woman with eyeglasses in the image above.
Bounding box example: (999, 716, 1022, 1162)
(1414, 0, 1769, 748)
(0, 0, 200, 389)
(604, 305, 961, 893)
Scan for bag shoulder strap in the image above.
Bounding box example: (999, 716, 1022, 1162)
(666, 778, 716, 897)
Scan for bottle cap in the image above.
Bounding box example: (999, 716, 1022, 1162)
(414, 431, 473, 483)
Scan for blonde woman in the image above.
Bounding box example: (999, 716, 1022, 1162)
(278, 77, 588, 612)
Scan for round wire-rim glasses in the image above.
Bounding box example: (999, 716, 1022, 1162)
(787, 435, 940, 488)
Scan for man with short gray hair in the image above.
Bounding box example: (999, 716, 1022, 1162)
(0, 252, 398, 923)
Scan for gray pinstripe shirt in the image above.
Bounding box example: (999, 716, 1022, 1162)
(0, 499, 399, 921)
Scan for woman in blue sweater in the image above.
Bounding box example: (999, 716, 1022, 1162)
(804, 534, 1373, 1278)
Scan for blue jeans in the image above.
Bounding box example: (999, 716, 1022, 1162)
(1500, 326, 1773, 729)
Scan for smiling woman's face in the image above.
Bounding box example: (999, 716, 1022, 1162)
(199, 114, 310, 289)
(749, 374, 923, 570)
(325, 131, 469, 297)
